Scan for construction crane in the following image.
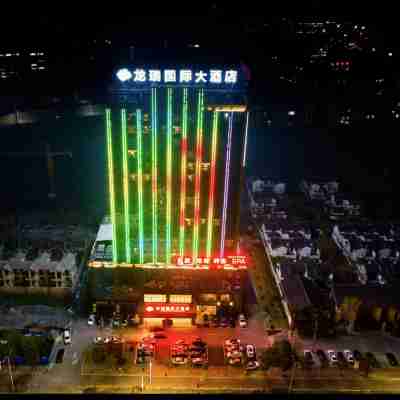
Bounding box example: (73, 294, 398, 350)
(0, 143, 72, 199)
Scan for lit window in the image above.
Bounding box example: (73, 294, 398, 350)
(144, 294, 167, 303)
(220, 294, 231, 302)
(169, 294, 192, 304)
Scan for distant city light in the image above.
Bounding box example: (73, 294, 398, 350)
(288, 110, 296, 116)
(388, 52, 393, 57)
(193, 44, 200, 48)
(116, 68, 133, 82)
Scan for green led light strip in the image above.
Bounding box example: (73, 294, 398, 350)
(206, 110, 219, 258)
(166, 88, 173, 263)
(192, 89, 204, 261)
(136, 109, 144, 263)
(106, 109, 118, 263)
(151, 88, 158, 263)
(121, 109, 131, 263)
(179, 88, 189, 257)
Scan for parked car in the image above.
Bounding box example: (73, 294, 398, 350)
(246, 360, 260, 370)
(112, 318, 120, 328)
(210, 316, 219, 327)
(228, 356, 242, 365)
(191, 355, 207, 367)
(343, 350, 354, 364)
(246, 344, 256, 360)
(238, 314, 247, 328)
(386, 353, 399, 367)
(88, 314, 96, 326)
(63, 329, 71, 345)
(220, 318, 229, 328)
(172, 355, 188, 365)
(316, 349, 328, 365)
(93, 336, 103, 345)
(326, 350, 338, 365)
(227, 349, 242, 359)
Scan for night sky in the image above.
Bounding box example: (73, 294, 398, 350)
(0, 12, 398, 219)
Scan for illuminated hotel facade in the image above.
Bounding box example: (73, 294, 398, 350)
(90, 66, 249, 270)
(88, 64, 251, 326)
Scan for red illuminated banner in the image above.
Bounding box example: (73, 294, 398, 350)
(172, 255, 247, 267)
(143, 303, 194, 317)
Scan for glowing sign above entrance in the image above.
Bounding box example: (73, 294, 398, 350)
(116, 68, 238, 85)
(143, 303, 195, 316)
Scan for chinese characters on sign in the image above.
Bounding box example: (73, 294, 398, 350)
(173, 255, 247, 267)
(116, 68, 238, 84)
(144, 304, 193, 313)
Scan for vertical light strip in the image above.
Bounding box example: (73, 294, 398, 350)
(192, 89, 204, 261)
(151, 88, 158, 264)
(242, 111, 250, 167)
(206, 111, 219, 258)
(136, 109, 144, 263)
(121, 109, 131, 263)
(106, 109, 117, 263)
(166, 87, 173, 263)
(220, 112, 234, 257)
(179, 88, 189, 257)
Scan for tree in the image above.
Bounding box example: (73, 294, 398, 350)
(261, 340, 295, 372)
(20, 336, 40, 365)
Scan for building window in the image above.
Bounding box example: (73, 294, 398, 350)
(169, 294, 192, 304)
(57, 272, 62, 279)
(219, 294, 231, 302)
(199, 293, 217, 303)
(144, 294, 167, 303)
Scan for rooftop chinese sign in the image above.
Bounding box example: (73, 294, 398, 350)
(116, 68, 239, 85)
